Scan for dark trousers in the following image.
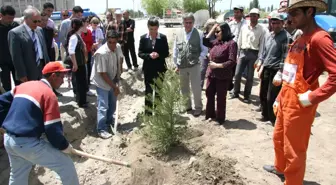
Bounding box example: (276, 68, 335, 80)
(123, 41, 138, 69)
(72, 65, 87, 106)
(0, 64, 21, 91)
(233, 49, 258, 99)
(50, 48, 56, 61)
(206, 77, 229, 121)
(259, 68, 282, 124)
(144, 70, 165, 116)
(86, 52, 92, 86)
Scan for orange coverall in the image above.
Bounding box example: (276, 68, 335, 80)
(273, 28, 336, 185)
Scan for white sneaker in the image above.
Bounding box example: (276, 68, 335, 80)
(87, 91, 95, 96)
(98, 131, 112, 139)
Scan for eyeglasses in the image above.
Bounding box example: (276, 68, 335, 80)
(92, 22, 98, 25)
(271, 22, 281, 25)
(32, 20, 41, 24)
(184, 22, 193, 25)
(62, 14, 69, 17)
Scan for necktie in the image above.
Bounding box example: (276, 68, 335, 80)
(31, 29, 40, 65)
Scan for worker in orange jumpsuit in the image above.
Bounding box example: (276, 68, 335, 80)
(263, 0, 336, 185)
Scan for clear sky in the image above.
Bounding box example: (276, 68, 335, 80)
(75, 0, 281, 14)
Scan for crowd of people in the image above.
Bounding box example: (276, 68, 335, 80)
(1, 0, 336, 184)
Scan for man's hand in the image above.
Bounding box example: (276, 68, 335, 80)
(113, 86, 120, 96)
(175, 68, 179, 73)
(20, 77, 28, 83)
(258, 66, 264, 79)
(254, 60, 262, 69)
(150, 52, 159, 59)
(62, 144, 74, 154)
(126, 28, 133, 32)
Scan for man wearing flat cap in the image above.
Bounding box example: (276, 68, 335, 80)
(229, 6, 246, 43)
(263, 0, 336, 184)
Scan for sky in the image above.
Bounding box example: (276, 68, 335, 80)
(75, 0, 281, 14)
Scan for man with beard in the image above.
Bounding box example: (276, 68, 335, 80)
(263, 0, 336, 184)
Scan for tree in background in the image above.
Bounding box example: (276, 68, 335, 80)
(208, 0, 222, 18)
(126, 9, 145, 18)
(141, 0, 183, 17)
(249, 0, 260, 9)
(183, 0, 208, 13)
(271, 4, 274, 11)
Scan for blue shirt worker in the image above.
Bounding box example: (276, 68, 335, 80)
(0, 62, 79, 185)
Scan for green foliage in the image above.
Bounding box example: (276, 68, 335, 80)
(125, 9, 145, 18)
(141, 0, 182, 17)
(141, 70, 188, 153)
(183, 0, 208, 13)
(249, 0, 260, 10)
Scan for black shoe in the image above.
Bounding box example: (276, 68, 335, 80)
(79, 103, 88, 108)
(217, 119, 226, 125)
(243, 98, 250, 104)
(257, 116, 270, 122)
(263, 165, 284, 177)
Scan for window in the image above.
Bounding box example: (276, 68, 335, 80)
(331, 0, 336, 14)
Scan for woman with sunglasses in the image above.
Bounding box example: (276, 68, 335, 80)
(64, 18, 88, 108)
(89, 17, 104, 53)
(203, 23, 237, 124)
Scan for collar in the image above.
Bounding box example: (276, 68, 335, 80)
(233, 18, 244, 24)
(185, 27, 194, 34)
(23, 22, 34, 32)
(146, 33, 161, 40)
(248, 23, 260, 29)
(41, 78, 52, 89)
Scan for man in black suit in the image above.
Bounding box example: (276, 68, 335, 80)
(0, 5, 20, 91)
(138, 17, 169, 115)
(8, 7, 50, 83)
(123, 10, 138, 70)
(40, 12, 55, 61)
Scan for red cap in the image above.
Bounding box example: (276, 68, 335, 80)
(42, 62, 70, 75)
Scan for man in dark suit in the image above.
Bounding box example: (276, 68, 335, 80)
(0, 5, 20, 91)
(138, 17, 169, 116)
(123, 10, 138, 70)
(8, 7, 50, 83)
(40, 12, 55, 61)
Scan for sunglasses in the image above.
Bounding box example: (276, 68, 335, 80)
(215, 30, 221, 34)
(271, 22, 281, 25)
(32, 20, 41, 23)
(92, 22, 98, 24)
(62, 14, 69, 17)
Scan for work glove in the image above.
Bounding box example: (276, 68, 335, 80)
(273, 71, 282, 86)
(62, 144, 74, 154)
(298, 90, 312, 107)
(273, 100, 279, 116)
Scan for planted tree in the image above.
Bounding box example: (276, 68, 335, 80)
(141, 70, 187, 153)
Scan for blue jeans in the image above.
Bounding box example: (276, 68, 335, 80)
(96, 87, 117, 133)
(4, 134, 79, 185)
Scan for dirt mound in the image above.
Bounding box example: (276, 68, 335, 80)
(177, 153, 245, 185)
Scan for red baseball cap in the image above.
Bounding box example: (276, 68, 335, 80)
(42, 62, 70, 75)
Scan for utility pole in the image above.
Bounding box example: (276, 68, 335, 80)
(106, 0, 109, 13)
(229, 0, 232, 11)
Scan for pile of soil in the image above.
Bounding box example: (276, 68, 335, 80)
(175, 153, 245, 185)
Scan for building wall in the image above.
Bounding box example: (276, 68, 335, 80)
(0, 0, 75, 16)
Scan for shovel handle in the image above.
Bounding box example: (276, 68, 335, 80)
(72, 149, 130, 168)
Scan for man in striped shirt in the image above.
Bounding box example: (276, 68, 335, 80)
(0, 62, 79, 185)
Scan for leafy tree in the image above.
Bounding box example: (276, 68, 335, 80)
(271, 4, 274, 11)
(126, 9, 145, 18)
(208, 0, 222, 18)
(141, 0, 182, 17)
(252, 0, 260, 9)
(183, 0, 208, 13)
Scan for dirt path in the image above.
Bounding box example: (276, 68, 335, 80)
(0, 22, 335, 185)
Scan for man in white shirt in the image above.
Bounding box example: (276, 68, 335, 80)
(91, 31, 123, 139)
(229, 6, 246, 43)
(173, 13, 208, 117)
(230, 8, 266, 103)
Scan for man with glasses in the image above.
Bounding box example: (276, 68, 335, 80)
(173, 13, 208, 117)
(230, 8, 266, 103)
(263, 0, 336, 184)
(8, 7, 50, 83)
(255, 13, 291, 125)
(0, 62, 80, 185)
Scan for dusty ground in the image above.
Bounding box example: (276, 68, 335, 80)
(1, 20, 336, 185)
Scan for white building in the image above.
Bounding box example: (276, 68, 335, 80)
(0, 0, 75, 16)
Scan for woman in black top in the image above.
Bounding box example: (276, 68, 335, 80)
(138, 17, 169, 115)
(64, 18, 88, 108)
